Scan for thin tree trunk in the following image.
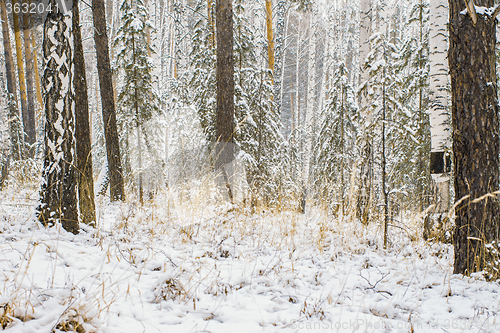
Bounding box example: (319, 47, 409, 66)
(12, 2, 28, 155)
(74, 0, 97, 226)
(265, 0, 274, 79)
(92, 0, 125, 201)
(208, 0, 215, 48)
(274, 0, 286, 115)
(38, 0, 79, 233)
(382, 60, 388, 248)
(21, 0, 36, 150)
(1, 0, 22, 160)
(449, 0, 500, 275)
(357, 0, 372, 224)
(30, 26, 43, 112)
(429, 0, 450, 213)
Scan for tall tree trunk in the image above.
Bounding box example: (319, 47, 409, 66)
(274, 0, 286, 115)
(30, 24, 43, 113)
(215, 0, 235, 202)
(429, 0, 450, 213)
(357, 0, 372, 224)
(265, 0, 274, 79)
(1, 0, 22, 160)
(92, 0, 125, 201)
(208, 0, 215, 48)
(12, 2, 28, 155)
(21, 0, 36, 151)
(74, 0, 97, 226)
(448, 0, 500, 275)
(38, 0, 79, 234)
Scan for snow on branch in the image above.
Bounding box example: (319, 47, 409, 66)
(465, 0, 477, 26)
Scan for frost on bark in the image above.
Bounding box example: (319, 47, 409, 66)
(448, 0, 500, 274)
(1, 0, 22, 160)
(274, 0, 286, 115)
(357, 0, 372, 224)
(38, 1, 79, 234)
(429, 0, 450, 212)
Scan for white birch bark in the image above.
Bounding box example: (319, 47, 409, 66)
(302, 13, 316, 187)
(429, 0, 449, 154)
(429, 0, 450, 211)
(274, 0, 286, 115)
(38, 1, 79, 233)
(357, 0, 373, 223)
(358, 0, 371, 116)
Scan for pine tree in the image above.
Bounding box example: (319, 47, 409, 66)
(233, 0, 283, 206)
(449, 0, 499, 275)
(188, 0, 217, 143)
(74, 0, 97, 226)
(115, 0, 159, 204)
(313, 62, 356, 216)
(406, 0, 431, 213)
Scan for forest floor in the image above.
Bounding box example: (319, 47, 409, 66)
(1, 188, 500, 333)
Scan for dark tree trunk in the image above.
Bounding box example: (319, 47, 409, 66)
(92, 0, 125, 201)
(38, 1, 79, 234)
(1, 0, 22, 160)
(448, 0, 500, 274)
(74, 0, 97, 226)
(21, 0, 37, 151)
(215, 0, 235, 201)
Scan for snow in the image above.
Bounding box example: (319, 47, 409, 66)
(1, 191, 500, 332)
(460, 5, 499, 17)
(131, 18, 144, 31)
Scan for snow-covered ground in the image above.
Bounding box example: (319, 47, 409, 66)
(1, 190, 500, 333)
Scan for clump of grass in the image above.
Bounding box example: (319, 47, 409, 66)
(483, 241, 500, 281)
(153, 275, 185, 303)
(0, 302, 14, 329)
(53, 308, 95, 333)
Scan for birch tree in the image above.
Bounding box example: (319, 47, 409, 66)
(428, 0, 450, 212)
(357, 0, 373, 224)
(38, 0, 79, 234)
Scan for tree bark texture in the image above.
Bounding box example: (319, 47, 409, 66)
(265, 0, 274, 79)
(1, 0, 22, 160)
(38, 1, 79, 234)
(215, 0, 235, 202)
(21, 0, 37, 149)
(429, 0, 450, 213)
(74, 0, 96, 226)
(30, 24, 43, 111)
(448, 0, 500, 274)
(92, 0, 125, 201)
(215, 0, 235, 169)
(357, 0, 373, 224)
(273, 0, 286, 115)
